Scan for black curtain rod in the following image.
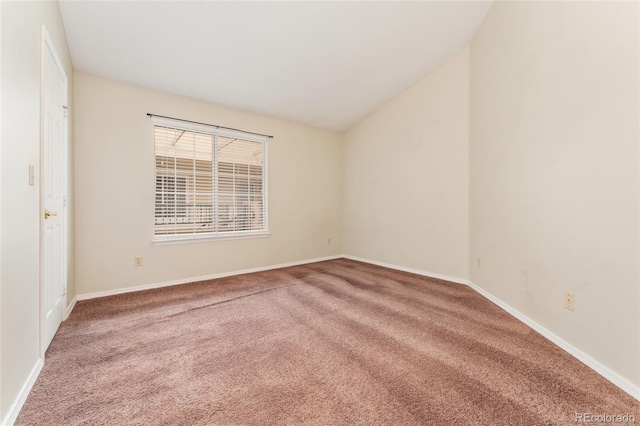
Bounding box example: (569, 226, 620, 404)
(147, 113, 273, 139)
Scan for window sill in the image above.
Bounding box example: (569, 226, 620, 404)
(153, 231, 270, 246)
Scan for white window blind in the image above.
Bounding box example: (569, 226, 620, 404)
(152, 116, 268, 242)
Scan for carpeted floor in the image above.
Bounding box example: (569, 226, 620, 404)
(17, 259, 639, 425)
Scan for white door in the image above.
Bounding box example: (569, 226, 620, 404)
(41, 28, 68, 352)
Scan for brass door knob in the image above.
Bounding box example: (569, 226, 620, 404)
(44, 209, 58, 219)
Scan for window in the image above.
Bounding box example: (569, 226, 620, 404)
(152, 116, 268, 242)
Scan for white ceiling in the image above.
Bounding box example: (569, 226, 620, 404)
(59, 1, 492, 132)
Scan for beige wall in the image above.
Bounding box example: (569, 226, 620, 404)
(0, 1, 75, 421)
(470, 1, 639, 387)
(343, 48, 470, 280)
(74, 73, 343, 295)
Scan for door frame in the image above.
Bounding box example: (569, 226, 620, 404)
(39, 25, 69, 357)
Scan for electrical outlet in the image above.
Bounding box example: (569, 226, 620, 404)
(134, 256, 143, 267)
(564, 291, 574, 311)
(328, 238, 331, 245)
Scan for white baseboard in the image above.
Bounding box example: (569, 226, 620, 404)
(342, 254, 469, 285)
(466, 280, 640, 401)
(64, 295, 77, 320)
(76, 255, 343, 301)
(1, 358, 43, 426)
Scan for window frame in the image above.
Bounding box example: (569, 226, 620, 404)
(151, 116, 269, 244)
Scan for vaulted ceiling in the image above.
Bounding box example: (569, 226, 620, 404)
(59, 1, 492, 132)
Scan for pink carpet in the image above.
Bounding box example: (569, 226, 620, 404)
(17, 259, 639, 425)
